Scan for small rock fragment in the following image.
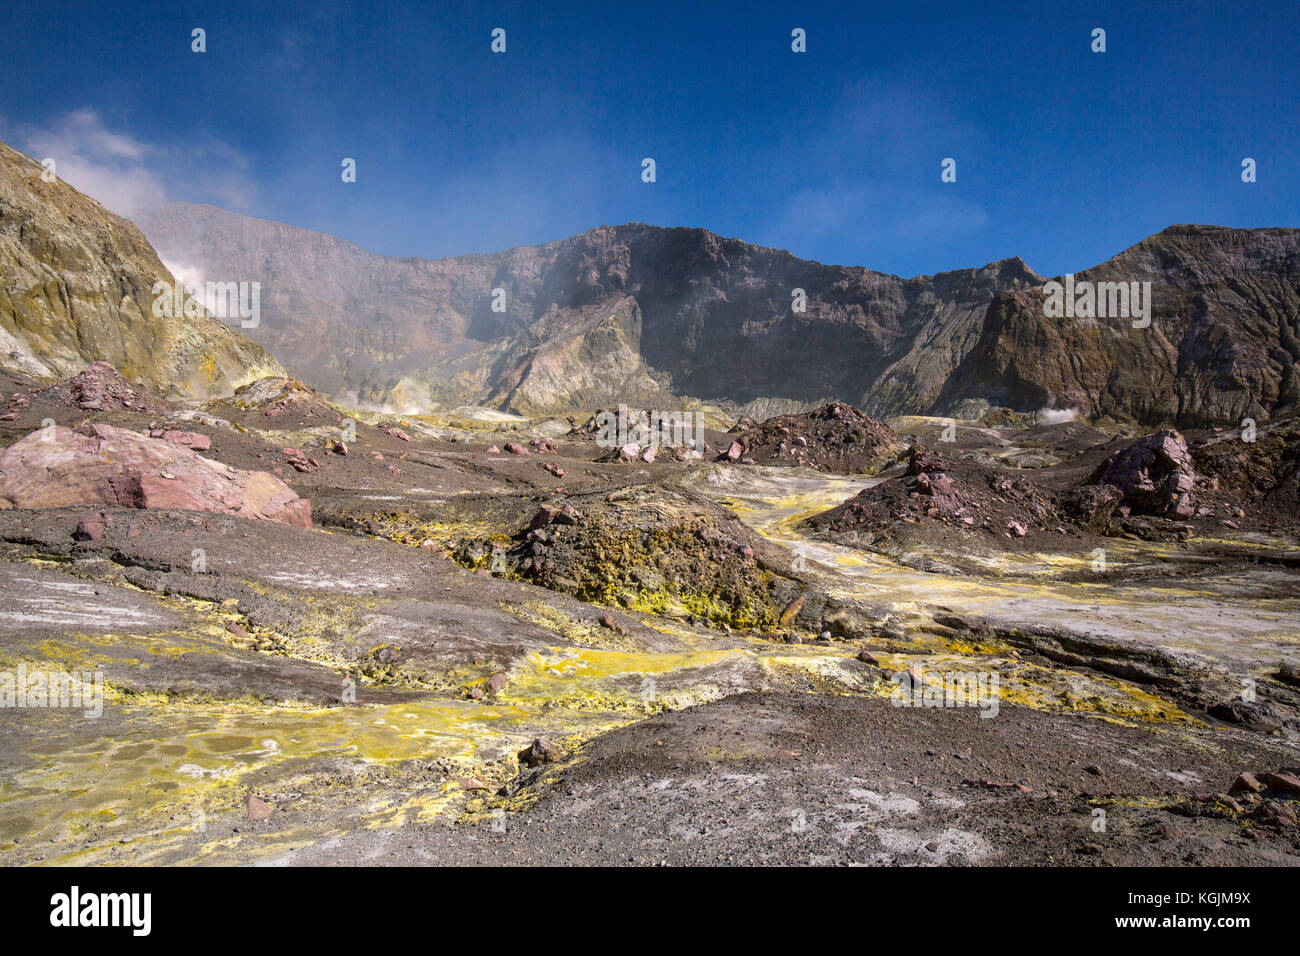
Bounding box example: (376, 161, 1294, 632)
(1228, 772, 1264, 794)
(247, 794, 275, 820)
(73, 512, 107, 541)
(519, 738, 561, 767)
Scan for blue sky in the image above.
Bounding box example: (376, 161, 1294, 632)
(1, 0, 1296, 277)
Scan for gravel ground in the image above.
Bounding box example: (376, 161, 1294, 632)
(261, 693, 1300, 866)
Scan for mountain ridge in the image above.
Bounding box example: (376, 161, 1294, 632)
(137, 200, 1300, 426)
(0, 143, 285, 400)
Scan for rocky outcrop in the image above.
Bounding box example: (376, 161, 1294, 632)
(1087, 430, 1197, 519)
(28, 361, 170, 415)
(0, 140, 284, 399)
(805, 455, 1062, 544)
(218, 376, 345, 426)
(0, 422, 311, 527)
(937, 227, 1300, 426)
(720, 401, 903, 474)
(1058, 484, 1124, 533)
(141, 203, 1300, 426)
(1192, 415, 1300, 528)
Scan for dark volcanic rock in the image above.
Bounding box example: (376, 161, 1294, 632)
(723, 402, 903, 474)
(1088, 429, 1196, 518)
(906, 443, 949, 476)
(804, 453, 1065, 548)
(1058, 484, 1123, 533)
(519, 738, 561, 767)
(1191, 414, 1300, 532)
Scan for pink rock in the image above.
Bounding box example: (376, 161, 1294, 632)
(530, 505, 560, 529)
(504, 441, 529, 456)
(1008, 520, 1027, 537)
(639, 446, 657, 464)
(1260, 771, 1300, 795)
(247, 794, 275, 820)
(0, 423, 312, 529)
(73, 511, 107, 541)
(159, 430, 211, 452)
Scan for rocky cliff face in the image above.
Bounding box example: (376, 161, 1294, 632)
(937, 226, 1300, 426)
(0, 141, 284, 399)
(141, 201, 1300, 425)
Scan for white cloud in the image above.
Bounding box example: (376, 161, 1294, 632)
(1037, 407, 1080, 425)
(13, 109, 253, 221)
(19, 110, 165, 218)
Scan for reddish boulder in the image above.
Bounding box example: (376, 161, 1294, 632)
(0, 423, 312, 528)
(1088, 429, 1196, 518)
(518, 737, 561, 767)
(530, 504, 560, 529)
(73, 511, 107, 541)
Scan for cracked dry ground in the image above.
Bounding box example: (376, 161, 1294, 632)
(0, 414, 1298, 865)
